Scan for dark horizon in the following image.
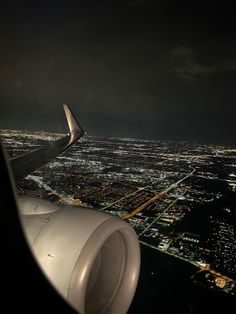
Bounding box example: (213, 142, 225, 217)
(0, 1, 235, 146)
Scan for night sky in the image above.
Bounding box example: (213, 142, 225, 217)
(0, 0, 235, 145)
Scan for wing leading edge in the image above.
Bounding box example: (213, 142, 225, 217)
(10, 104, 85, 181)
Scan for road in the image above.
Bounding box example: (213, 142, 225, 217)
(101, 159, 168, 211)
(122, 169, 196, 219)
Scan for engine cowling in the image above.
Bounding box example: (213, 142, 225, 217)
(18, 196, 140, 314)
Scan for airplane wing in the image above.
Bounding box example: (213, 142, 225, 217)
(0, 107, 140, 314)
(9, 104, 85, 181)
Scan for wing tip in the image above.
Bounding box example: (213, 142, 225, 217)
(63, 104, 86, 136)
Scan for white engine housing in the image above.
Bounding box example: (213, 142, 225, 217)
(18, 196, 140, 314)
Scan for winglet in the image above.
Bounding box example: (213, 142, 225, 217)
(63, 104, 86, 136)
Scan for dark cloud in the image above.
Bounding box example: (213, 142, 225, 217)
(171, 46, 236, 80)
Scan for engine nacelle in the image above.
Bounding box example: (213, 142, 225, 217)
(18, 196, 140, 314)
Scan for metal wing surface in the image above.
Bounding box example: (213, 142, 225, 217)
(9, 104, 85, 181)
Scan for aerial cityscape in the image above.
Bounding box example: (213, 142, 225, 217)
(1, 1, 236, 312)
(1, 128, 235, 312)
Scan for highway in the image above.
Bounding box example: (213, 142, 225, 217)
(101, 159, 168, 211)
(122, 169, 196, 219)
(140, 240, 236, 285)
(101, 180, 162, 211)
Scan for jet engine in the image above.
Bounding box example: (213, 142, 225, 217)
(18, 196, 140, 314)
